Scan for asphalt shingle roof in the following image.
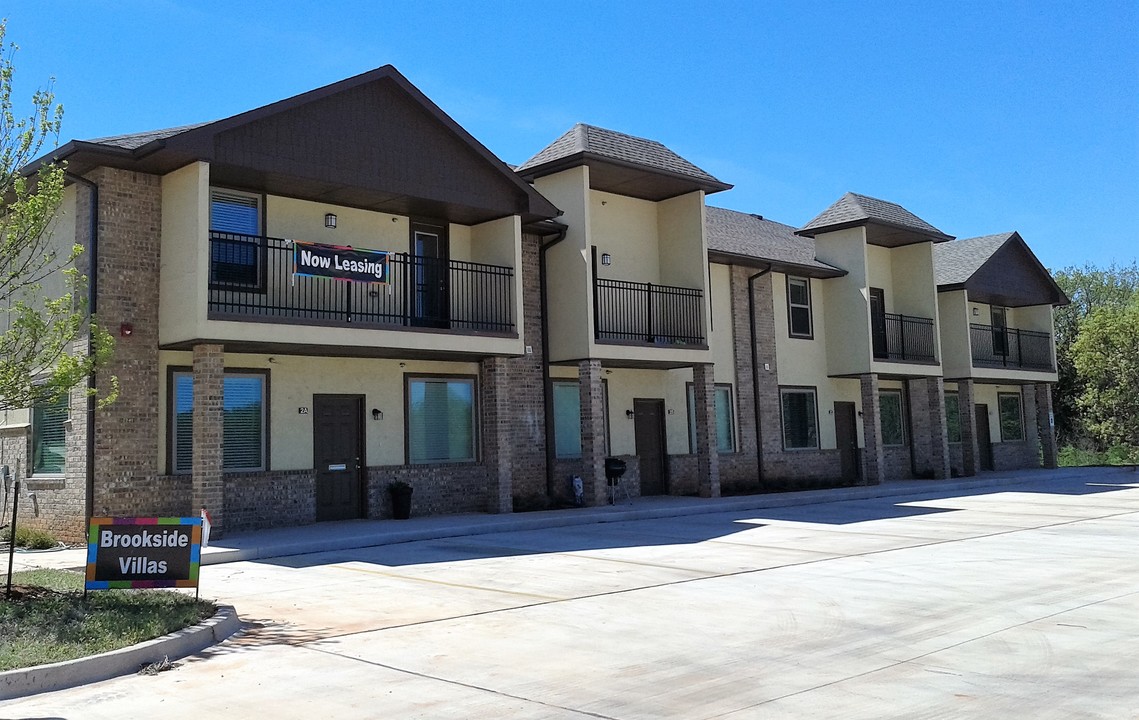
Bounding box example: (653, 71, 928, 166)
(798, 192, 951, 240)
(84, 122, 211, 150)
(516, 123, 724, 185)
(706, 206, 842, 274)
(932, 232, 1015, 286)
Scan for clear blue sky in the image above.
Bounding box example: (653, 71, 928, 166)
(5, 0, 1136, 270)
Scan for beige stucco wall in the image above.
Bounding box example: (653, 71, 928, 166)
(708, 263, 736, 384)
(891, 242, 939, 324)
(605, 368, 695, 455)
(938, 290, 972, 378)
(535, 167, 593, 363)
(157, 351, 480, 472)
(160, 162, 209, 346)
(266, 195, 407, 252)
(814, 227, 872, 377)
(658, 191, 707, 291)
(972, 383, 1031, 444)
(590, 190, 660, 285)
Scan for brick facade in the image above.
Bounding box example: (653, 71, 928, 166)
(578, 359, 607, 506)
(1035, 383, 1058, 469)
(192, 343, 225, 532)
(692, 363, 721, 497)
(505, 235, 549, 504)
(480, 356, 513, 513)
(958, 379, 979, 476)
(860, 374, 884, 484)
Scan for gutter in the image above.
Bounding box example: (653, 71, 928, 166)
(64, 171, 99, 524)
(747, 265, 772, 488)
(537, 224, 569, 499)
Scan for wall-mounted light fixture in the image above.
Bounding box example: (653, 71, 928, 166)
(372, 408, 383, 421)
(601, 253, 612, 266)
(626, 409, 635, 419)
(972, 307, 980, 317)
(325, 213, 338, 229)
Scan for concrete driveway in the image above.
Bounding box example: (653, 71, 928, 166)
(4, 468, 1139, 718)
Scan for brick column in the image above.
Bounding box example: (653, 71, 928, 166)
(578, 360, 607, 506)
(958, 379, 979, 476)
(1035, 383, 1058, 469)
(480, 356, 513, 513)
(692, 363, 721, 498)
(860, 373, 884, 485)
(1022, 384, 1040, 465)
(906, 378, 933, 476)
(192, 344, 224, 534)
(927, 378, 951, 479)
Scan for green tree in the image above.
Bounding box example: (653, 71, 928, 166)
(1051, 262, 1139, 444)
(0, 20, 114, 411)
(1071, 299, 1139, 450)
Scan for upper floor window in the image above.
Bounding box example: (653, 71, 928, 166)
(210, 189, 262, 288)
(787, 277, 813, 338)
(31, 394, 68, 475)
(998, 392, 1023, 441)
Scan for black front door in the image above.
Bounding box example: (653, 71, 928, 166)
(411, 223, 449, 328)
(834, 401, 859, 483)
(314, 394, 364, 522)
(870, 287, 888, 359)
(975, 404, 994, 471)
(634, 398, 667, 495)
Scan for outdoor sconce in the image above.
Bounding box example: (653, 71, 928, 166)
(857, 410, 864, 418)
(626, 409, 635, 419)
(601, 253, 612, 266)
(972, 307, 980, 317)
(325, 213, 338, 229)
(371, 408, 383, 421)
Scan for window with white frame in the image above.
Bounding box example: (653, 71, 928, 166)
(31, 394, 68, 475)
(687, 383, 735, 453)
(945, 391, 961, 444)
(787, 277, 813, 338)
(170, 370, 268, 473)
(407, 376, 476, 463)
(780, 387, 818, 450)
(998, 392, 1023, 441)
(210, 188, 262, 288)
(880, 389, 906, 446)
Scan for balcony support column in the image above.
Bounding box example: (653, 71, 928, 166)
(578, 360, 607, 506)
(192, 343, 225, 536)
(1022, 383, 1040, 464)
(926, 378, 951, 479)
(1035, 383, 1058, 469)
(693, 363, 721, 498)
(958, 379, 979, 477)
(480, 356, 513, 513)
(859, 373, 884, 485)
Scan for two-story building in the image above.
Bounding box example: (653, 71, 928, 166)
(4, 66, 1066, 542)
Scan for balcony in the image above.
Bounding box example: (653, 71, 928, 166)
(872, 313, 937, 363)
(207, 233, 514, 334)
(970, 323, 1053, 371)
(593, 277, 704, 346)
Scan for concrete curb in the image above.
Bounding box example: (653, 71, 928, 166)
(201, 470, 1101, 565)
(0, 604, 240, 701)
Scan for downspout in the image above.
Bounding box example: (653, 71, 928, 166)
(748, 265, 772, 489)
(64, 171, 99, 524)
(538, 226, 568, 499)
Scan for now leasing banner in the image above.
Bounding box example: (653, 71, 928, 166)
(85, 517, 202, 590)
(293, 240, 389, 283)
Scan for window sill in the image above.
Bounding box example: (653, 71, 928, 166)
(26, 476, 66, 491)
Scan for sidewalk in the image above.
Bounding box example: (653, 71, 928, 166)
(10, 466, 1117, 574)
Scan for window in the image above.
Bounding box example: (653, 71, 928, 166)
(407, 377, 476, 463)
(998, 392, 1023, 441)
(687, 384, 736, 453)
(880, 389, 906, 446)
(945, 391, 961, 444)
(210, 189, 262, 288)
(31, 395, 68, 475)
(787, 277, 813, 338)
(780, 387, 818, 450)
(170, 370, 268, 473)
(551, 379, 609, 458)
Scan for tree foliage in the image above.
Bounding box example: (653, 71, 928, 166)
(0, 20, 115, 411)
(1071, 299, 1139, 449)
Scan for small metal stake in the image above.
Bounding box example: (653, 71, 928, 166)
(5, 479, 20, 600)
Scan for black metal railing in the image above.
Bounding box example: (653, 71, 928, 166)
(207, 232, 514, 333)
(872, 312, 936, 362)
(594, 277, 704, 345)
(970, 323, 1054, 370)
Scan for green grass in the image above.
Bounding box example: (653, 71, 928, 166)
(0, 568, 216, 671)
(1058, 444, 1139, 467)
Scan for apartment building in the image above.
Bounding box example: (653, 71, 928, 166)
(4, 67, 1065, 541)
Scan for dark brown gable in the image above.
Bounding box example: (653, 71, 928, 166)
(967, 237, 1066, 307)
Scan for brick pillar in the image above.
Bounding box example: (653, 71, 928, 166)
(958, 379, 979, 476)
(860, 373, 884, 484)
(1022, 384, 1040, 465)
(1035, 383, 1058, 469)
(578, 360, 607, 506)
(927, 378, 951, 479)
(193, 344, 224, 534)
(692, 363, 721, 498)
(480, 356, 513, 513)
(906, 378, 933, 476)
(729, 268, 759, 466)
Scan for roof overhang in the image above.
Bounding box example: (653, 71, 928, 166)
(796, 219, 954, 246)
(706, 249, 846, 278)
(519, 151, 732, 201)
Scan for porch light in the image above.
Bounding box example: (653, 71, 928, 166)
(626, 409, 635, 419)
(325, 213, 338, 229)
(372, 408, 383, 421)
(601, 253, 612, 266)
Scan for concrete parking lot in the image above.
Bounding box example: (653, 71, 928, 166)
(4, 468, 1139, 718)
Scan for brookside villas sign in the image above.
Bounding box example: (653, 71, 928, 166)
(85, 517, 202, 590)
(293, 240, 389, 283)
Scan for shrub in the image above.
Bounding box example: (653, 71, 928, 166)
(3, 526, 59, 550)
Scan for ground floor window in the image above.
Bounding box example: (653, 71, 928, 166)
(407, 376, 476, 463)
(880, 389, 906, 446)
(687, 383, 735, 453)
(551, 379, 609, 458)
(945, 391, 961, 443)
(31, 394, 68, 475)
(170, 369, 268, 473)
(998, 391, 1024, 441)
(780, 387, 818, 450)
